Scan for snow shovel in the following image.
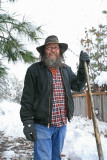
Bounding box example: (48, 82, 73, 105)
(84, 61, 104, 160)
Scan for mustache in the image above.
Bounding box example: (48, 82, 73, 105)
(49, 52, 57, 56)
(50, 52, 57, 55)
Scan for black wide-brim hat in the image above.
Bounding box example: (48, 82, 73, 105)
(36, 35, 68, 55)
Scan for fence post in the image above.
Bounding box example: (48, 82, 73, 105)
(86, 90, 91, 119)
(101, 94, 104, 121)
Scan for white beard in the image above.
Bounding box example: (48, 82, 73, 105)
(43, 54, 63, 68)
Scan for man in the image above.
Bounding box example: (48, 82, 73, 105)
(20, 35, 90, 160)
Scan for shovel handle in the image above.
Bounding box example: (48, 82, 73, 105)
(84, 61, 104, 160)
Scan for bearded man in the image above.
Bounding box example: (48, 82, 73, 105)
(20, 35, 90, 160)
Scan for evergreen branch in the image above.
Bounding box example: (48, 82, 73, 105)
(0, 4, 44, 78)
(0, 12, 44, 43)
(7, 0, 17, 2)
(0, 61, 7, 78)
(0, 35, 37, 63)
(19, 50, 37, 63)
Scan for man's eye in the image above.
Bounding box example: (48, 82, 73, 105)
(48, 47, 51, 50)
(45, 47, 59, 51)
(46, 47, 51, 50)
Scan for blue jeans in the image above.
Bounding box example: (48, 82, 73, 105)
(34, 123, 66, 160)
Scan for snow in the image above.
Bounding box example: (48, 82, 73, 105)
(0, 100, 107, 160)
(63, 117, 107, 160)
(0, 101, 24, 138)
(95, 71, 107, 86)
(3, 151, 16, 160)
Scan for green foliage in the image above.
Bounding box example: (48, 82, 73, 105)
(0, 61, 7, 77)
(80, 10, 107, 85)
(102, 10, 107, 14)
(0, 13, 43, 62)
(19, 50, 37, 63)
(0, 0, 44, 77)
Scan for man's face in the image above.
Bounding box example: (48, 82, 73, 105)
(45, 43, 60, 61)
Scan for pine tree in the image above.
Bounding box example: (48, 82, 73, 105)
(0, 0, 43, 77)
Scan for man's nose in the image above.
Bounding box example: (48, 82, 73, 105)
(51, 48, 56, 52)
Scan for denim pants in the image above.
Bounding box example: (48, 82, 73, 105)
(34, 123, 66, 160)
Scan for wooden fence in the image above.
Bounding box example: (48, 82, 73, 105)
(72, 91, 107, 122)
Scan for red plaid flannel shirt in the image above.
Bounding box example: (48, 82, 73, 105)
(49, 68, 67, 127)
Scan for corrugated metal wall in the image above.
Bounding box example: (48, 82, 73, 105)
(73, 92, 107, 122)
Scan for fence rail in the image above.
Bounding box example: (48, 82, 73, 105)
(72, 91, 107, 122)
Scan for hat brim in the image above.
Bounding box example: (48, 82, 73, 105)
(36, 43, 68, 55)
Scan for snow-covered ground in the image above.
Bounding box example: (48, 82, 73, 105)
(0, 100, 107, 160)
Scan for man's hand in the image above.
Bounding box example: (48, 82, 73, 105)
(23, 120, 36, 142)
(79, 51, 90, 67)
